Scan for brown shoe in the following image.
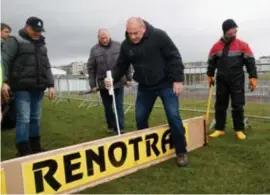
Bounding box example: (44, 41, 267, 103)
(176, 154, 188, 167)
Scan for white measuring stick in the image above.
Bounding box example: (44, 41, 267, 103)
(106, 70, 121, 136)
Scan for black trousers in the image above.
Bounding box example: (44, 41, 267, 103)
(215, 78, 245, 131)
(99, 88, 124, 131)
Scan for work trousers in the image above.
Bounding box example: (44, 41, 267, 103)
(215, 77, 245, 131)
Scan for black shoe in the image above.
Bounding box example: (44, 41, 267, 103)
(107, 128, 114, 133)
(112, 129, 125, 134)
(29, 136, 46, 154)
(176, 154, 188, 167)
(120, 130, 125, 134)
(16, 141, 31, 157)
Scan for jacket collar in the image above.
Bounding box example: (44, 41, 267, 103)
(221, 36, 236, 44)
(19, 28, 45, 45)
(99, 39, 112, 48)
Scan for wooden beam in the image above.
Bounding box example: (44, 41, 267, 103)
(0, 116, 206, 194)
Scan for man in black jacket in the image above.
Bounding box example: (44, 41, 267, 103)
(1, 16, 55, 157)
(105, 17, 188, 166)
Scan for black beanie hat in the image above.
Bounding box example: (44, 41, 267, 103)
(222, 19, 238, 34)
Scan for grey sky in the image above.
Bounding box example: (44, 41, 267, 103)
(1, 0, 270, 66)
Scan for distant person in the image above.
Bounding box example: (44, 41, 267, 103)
(207, 19, 257, 140)
(87, 28, 132, 134)
(105, 17, 188, 167)
(1, 16, 55, 157)
(0, 59, 2, 122)
(1, 23, 16, 130)
(1, 23, 12, 46)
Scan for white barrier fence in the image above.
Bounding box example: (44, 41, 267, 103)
(51, 64, 270, 121)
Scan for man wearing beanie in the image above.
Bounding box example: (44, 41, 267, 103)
(207, 19, 257, 140)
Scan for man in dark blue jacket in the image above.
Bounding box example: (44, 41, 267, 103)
(105, 17, 188, 166)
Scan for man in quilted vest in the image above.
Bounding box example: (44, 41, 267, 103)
(1, 16, 55, 157)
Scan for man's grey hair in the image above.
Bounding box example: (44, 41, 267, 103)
(126, 17, 145, 28)
(98, 28, 109, 36)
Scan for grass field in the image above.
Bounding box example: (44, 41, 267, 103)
(1, 98, 270, 194)
(261, 72, 270, 80)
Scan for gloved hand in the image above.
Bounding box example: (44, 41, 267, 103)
(249, 78, 257, 91)
(208, 76, 215, 87)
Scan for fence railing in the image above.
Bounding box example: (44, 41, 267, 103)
(51, 64, 270, 121)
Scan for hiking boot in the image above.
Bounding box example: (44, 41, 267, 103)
(16, 141, 31, 157)
(29, 136, 46, 154)
(235, 131, 246, 140)
(209, 130, 225, 138)
(176, 154, 188, 167)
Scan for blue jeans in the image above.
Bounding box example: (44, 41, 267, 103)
(99, 87, 124, 131)
(15, 90, 44, 143)
(135, 86, 187, 155)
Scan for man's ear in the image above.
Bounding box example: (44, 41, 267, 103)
(142, 27, 146, 34)
(25, 24, 29, 31)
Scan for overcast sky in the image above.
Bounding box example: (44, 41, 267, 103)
(1, 0, 270, 66)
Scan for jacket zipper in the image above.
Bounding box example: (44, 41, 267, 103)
(35, 46, 40, 87)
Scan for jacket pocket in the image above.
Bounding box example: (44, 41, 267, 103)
(111, 51, 119, 59)
(95, 53, 107, 78)
(133, 63, 165, 86)
(11, 61, 24, 80)
(144, 66, 165, 85)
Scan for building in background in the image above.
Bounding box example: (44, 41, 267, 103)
(258, 56, 270, 64)
(184, 61, 208, 67)
(53, 56, 270, 77)
(58, 64, 72, 75)
(57, 61, 88, 75)
(70, 61, 85, 75)
(51, 68, 67, 76)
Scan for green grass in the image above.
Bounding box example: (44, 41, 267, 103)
(1, 99, 270, 194)
(260, 72, 270, 80)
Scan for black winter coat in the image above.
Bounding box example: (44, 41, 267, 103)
(112, 21, 185, 89)
(1, 29, 54, 91)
